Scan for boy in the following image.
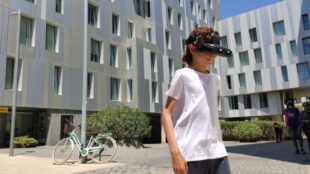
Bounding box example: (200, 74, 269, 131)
(162, 27, 231, 174)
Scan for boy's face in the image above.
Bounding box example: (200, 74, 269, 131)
(190, 45, 216, 67)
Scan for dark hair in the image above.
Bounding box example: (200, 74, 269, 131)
(182, 27, 220, 65)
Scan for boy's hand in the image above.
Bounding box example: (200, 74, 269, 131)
(171, 152, 188, 174)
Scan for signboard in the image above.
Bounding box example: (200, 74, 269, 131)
(0, 107, 8, 113)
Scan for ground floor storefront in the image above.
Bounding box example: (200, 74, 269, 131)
(0, 108, 163, 147)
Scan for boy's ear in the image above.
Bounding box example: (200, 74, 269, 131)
(188, 44, 195, 54)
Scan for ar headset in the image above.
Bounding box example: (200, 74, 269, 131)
(185, 36, 233, 58)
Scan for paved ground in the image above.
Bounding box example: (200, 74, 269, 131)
(1, 140, 310, 174)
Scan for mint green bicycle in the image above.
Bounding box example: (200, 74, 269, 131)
(52, 127, 117, 165)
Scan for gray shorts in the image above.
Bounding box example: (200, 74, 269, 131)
(187, 157, 231, 174)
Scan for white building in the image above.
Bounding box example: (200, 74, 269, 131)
(217, 0, 310, 118)
(0, 0, 220, 147)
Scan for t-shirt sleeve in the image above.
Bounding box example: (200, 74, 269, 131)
(165, 71, 184, 100)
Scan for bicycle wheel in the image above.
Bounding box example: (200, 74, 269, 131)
(89, 136, 117, 163)
(52, 138, 74, 164)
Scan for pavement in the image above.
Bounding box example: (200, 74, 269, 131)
(1, 140, 310, 174)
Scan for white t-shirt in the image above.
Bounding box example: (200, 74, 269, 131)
(165, 67, 228, 161)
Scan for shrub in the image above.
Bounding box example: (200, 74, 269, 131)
(220, 121, 241, 140)
(14, 136, 38, 148)
(232, 122, 263, 142)
(87, 105, 152, 146)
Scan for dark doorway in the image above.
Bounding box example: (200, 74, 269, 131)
(0, 114, 6, 147)
(142, 114, 161, 144)
(60, 115, 73, 139)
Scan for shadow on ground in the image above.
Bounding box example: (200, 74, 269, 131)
(226, 140, 310, 165)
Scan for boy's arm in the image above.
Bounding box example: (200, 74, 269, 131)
(162, 96, 188, 174)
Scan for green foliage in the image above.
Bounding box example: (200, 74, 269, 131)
(221, 120, 289, 141)
(14, 136, 38, 148)
(220, 121, 241, 140)
(232, 122, 263, 142)
(87, 105, 152, 146)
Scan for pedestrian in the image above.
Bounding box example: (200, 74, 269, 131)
(300, 101, 310, 153)
(273, 122, 283, 143)
(284, 99, 306, 154)
(162, 27, 231, 174)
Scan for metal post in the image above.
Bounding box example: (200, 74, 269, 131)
(81, 0, 88, 146)
(9, 9, 21, 156)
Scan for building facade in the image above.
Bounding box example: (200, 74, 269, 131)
(0, 0, 220, 147)
(217, 0, 310, 118)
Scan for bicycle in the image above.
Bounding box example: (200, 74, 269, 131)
(52, 125, 117, 165)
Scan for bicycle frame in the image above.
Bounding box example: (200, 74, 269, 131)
(66, 130, 109, 157)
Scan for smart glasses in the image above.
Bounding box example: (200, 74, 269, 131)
(196, 43, 232, 57)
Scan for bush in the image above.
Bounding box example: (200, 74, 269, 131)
(87, 105, 152, 146)
(220, 121, 241, 140)
(14, 136, 38, 148)
(232, 122, 263, 142)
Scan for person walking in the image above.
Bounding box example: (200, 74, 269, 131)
(301, 102, 310, 153)
(273, 122, 283, 143)
(162, 27, 231, 174)
(284, 99, 306, 154)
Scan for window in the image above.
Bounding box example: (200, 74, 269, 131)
(152, 81, 158, 103)
(54, 66, 62, 95)
(254, 48, 263, 64)
(190, 1, 195, 15)
(239, 51, 249, 66)
(151, 52, 157, 72)
(275, 44, 283, 59)
(146, 27, 152, 42)
(46, 24, 57, 52)
(165, 30, 171, 49)
(249, 28, 257, 42)
(297, 62, 310, 80)
(177, 13, 183, 29)
(145, 1, 151, 17)
(55, 0, 62, 13)
(168, 58, 174, 77)
(234, 32, 242, 46)
(110, 45, 118, 67)
(90, 39, 101, 63)
(110, 78, 120, 101)
(112, 14, 119, 35)
(227, 56, 234, 68)
(243, 95, 252, 109)
(208, 0, 213, 9)
(128, 22, 134, 39)
(5, 58, 22, 90)
(126, 48, 132, 70)
(20, 16, 33, 46)
(303, 37, 310, 55)
(259, 93, 269, 108)
(181, 38, 186, 53)
(281, 66, 288, 81)
(226, 75, 232, 89)
(165, 31, 171, 49)
(228, 96, 238, 110)
(178, 0, 183, 6)
(202, 9, 207, 22)
(88, 4, 98, 27)
(167, 6, 173, 24)
(197, 5, 201, 17)
(253, 70, 262, 86)
(273, 21, 285, 36)
(302, 14, 310, 30)
(87, 73, 94, 98)
(127, 79, 133, 101)
(290, 40, 298, 57)
(238, 73, 246, 88)
(220, 36, 228, 48)
(25, 0, 34, 3)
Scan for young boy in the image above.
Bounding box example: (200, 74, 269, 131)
(162, 27, 231, 174)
